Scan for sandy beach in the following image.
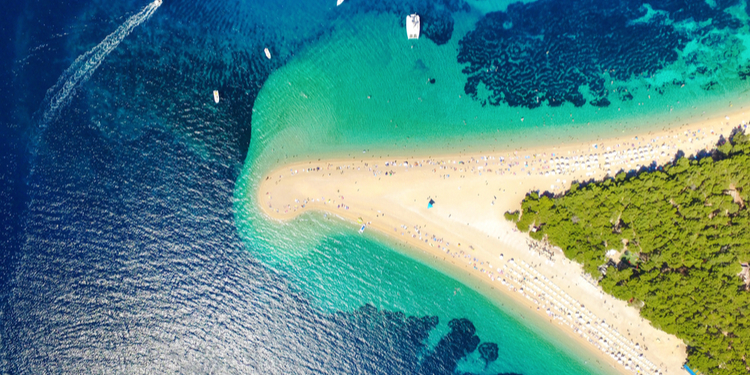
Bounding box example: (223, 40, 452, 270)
(254, 109, 749, 375)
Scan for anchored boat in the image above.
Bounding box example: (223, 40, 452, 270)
(406, 14, 420, 39)
(213, 90, 219, 104)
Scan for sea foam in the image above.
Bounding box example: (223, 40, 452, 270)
(36, 0, 161, 133)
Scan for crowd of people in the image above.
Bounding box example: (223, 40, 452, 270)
(500, 258, 665, 375)
(259, 124, 731, 374)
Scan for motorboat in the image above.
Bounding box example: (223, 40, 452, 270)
(213, 90, 220, 104)
(406, 14, 420, 39)
(264, 48, 271, 59)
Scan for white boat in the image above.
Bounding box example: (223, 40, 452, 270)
(264, 48, 271, 59)
(359, 225, 365, 234)
(213, 90, 219, 104)
(337, 0, 344, 5)
(406, 14, 420, 39)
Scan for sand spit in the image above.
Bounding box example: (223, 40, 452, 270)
(256, 110, 748, 375)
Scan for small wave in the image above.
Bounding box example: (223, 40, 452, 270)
(32, 0, 161, 155)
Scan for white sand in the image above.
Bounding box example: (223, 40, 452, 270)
(256, 109, 748, 375)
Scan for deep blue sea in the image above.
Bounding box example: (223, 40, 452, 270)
(3, 0, 750, 373)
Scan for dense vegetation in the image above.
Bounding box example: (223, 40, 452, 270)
(510, 131, 750, 374)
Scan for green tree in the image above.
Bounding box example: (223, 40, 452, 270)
(516, 132, 750, 374)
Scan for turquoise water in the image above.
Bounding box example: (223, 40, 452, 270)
(235, 2, 750, 374)
(246, 10, 750, 169)
(8, 0, 750, 372)
(234, 207, 616, 374)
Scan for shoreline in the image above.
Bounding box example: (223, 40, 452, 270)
(360, 222, 625, 375)
(253, 109, 749, 375)
(249, 96, 748, 188)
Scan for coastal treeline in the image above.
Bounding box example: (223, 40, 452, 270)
(509, 131, 750, 374)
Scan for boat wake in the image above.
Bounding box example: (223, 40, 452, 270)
(35, 0, 161, 136)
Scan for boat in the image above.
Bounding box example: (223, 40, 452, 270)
(264, 48, 271, 59)
(213, 90, 219, 104)
(359, 225, 365, 234)
(406, 14, 420, 39)
(337, 0, 344, 5)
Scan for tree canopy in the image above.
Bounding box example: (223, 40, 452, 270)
(511, 131, 750, 374)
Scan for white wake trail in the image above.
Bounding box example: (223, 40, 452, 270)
(38, 0, 161, 127)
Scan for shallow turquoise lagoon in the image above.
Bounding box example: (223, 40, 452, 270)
(236, 3, 750, 374)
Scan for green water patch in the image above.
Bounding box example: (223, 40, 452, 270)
(236, 5, 750, 374)
(248, 10, 750, 176)
(233, 201, 617, 374)
(235, 162, 617, 374)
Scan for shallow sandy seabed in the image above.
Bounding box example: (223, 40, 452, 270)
(256, 108, 748, 375)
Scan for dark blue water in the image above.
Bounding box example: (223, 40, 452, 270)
(3, 0, 747, 373)
(458, 0, 746, 109)
(0, 0, 520, 373)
